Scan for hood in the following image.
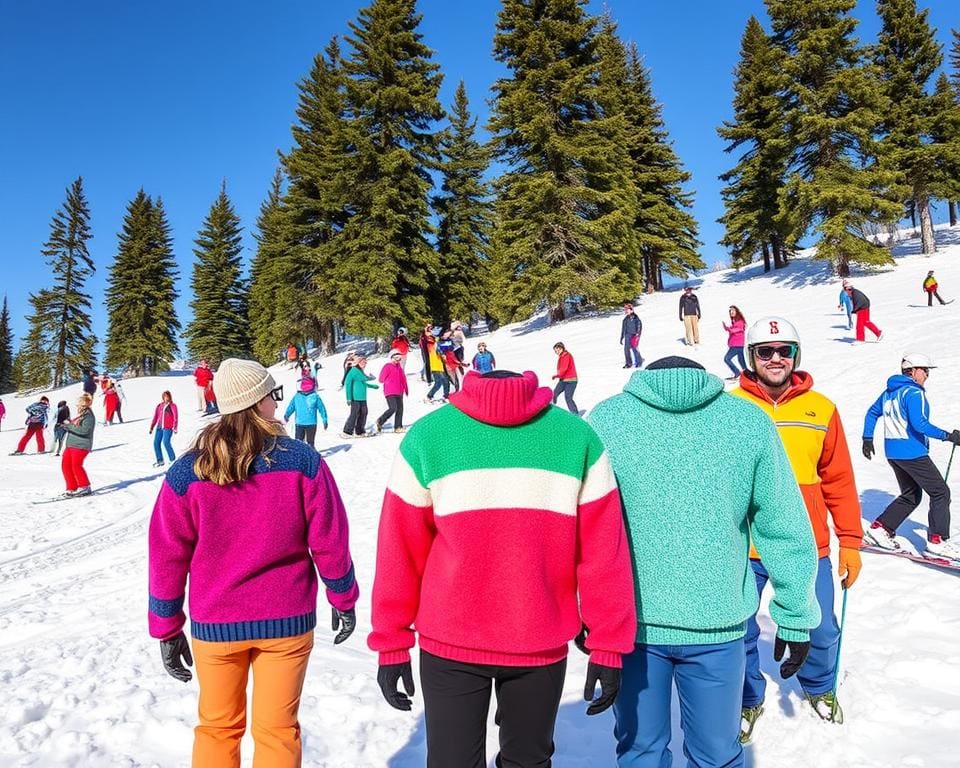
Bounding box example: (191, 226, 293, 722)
(738, 370, 813, 405)
(623, 358, 724, 413)
(448, 370, 553, 426)
(885, 374, 922, 393)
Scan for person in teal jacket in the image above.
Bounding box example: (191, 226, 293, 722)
(341, 356, 379, 437)
(588, 356, 819, 768)
(283, 376, 329, 447)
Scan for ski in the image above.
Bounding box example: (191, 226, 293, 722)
(861, 545, 960, 572)
(32, 490, 105, 505)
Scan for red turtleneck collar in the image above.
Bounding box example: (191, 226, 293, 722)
(448, 371, 553, 426)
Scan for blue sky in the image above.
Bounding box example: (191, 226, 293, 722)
(1, 0, 956, 349)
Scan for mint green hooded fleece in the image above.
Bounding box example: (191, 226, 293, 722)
(588, 363, 819, 646)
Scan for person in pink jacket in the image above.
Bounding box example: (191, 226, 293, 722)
(149, 391, 179, 467)
(722, 306, 747, 380)
(375, 350, 410, 433)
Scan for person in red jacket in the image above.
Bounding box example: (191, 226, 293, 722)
(193, 361, 214, 412)
(551, 342, 579, 415)
(149, 391, 179, 467)
(390, 327, 411, 371)
(101, 376, 122, 425)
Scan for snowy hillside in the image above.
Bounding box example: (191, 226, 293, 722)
(2, 227, 960, 767)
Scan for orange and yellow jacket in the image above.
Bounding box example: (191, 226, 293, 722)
(734, 372, 863, 559)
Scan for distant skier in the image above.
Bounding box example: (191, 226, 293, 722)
(923, 270, 947, 306)
(193, 360, 214, 412)
(12, 396, 49, 455)
(0, 397, 5, 431)
(424, 337, 450, 403)
(341, 356, 378, 437)
(471, 342, 496, 374)
(53, 399, 71, 456)
(149, 391, 179, 467)
(843, 282, 882, 343)
(284, 376, 329, 447)
(438, 331, 463, 393)
(375, 351, 408, 433)
(551, 342, 579, 415)
(722, 306, 747, 380)
(390, 327, 411, 371)
(679, 286, 701, 347)
(837, 285, 853, 330)
(862, 353, 960, 561)
(620, 303, 643, 368)
(82, 369, 98, 397)
(59, 392, 95, 497)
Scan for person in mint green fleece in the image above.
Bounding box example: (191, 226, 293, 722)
(588, 356, 819, 768)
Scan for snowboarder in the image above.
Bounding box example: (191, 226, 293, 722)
(551, 342, 579, 415)
(862, 353, 960, 561)
(471, 342, 496, 374)
(588, 356, 819, 768)
(284, 376, 328, 447)
(722, 306, 747, 379)
(375, 351, 408, 433)
(679, 286, 701, 347)
(149, 391, 179, 467)
(390, 327, 411, 371)
(59, 392, 95, 497)
(620, 303, 643, 368)
(342, 356, 378, 437)
(148, 357, 358, 767)
(13, 396, 49, 455)
(923, 270, 947, 306)
(734, 317, 863, 730)
(193, 360, 214, 412)
(53, 400, 71, 456)
(369, 369, 636, 767)
(843, 282, 882, 343)
(837, 285, 853, 330)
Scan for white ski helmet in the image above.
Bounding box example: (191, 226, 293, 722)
(745, 317, 802, 371)
(901, 352, 936, 371)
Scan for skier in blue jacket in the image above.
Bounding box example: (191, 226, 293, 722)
(471, 342, 496, 374)
(862, 353, 960, 560)
(283, 376, 328, 448)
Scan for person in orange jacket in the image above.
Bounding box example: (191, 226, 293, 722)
(733, 316, 863, 734)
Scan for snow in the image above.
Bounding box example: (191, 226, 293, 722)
(2, 226, 960, 767)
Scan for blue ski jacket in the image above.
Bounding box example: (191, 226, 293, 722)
(284, 391, 328, 428)
(863, 375, 947, 460)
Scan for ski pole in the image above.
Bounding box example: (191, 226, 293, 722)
(829, 586, 849, 722)
(945, 444, 956, 483)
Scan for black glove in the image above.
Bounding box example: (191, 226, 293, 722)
(773, 636, 810, 679)
(160, 632, 194, 683)
(574, 624, 589, 655)
(862, 438, 874, 460)
(331, 607, 356, 645)
(378, 662, 415, 711)
(946, 430, 960, 446)
(583, 662, 620, 715)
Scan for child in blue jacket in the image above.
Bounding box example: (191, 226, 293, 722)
(283, 376, 328, 447)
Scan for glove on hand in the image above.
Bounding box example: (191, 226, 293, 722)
(573, 624, 589, 656)
(160, 632, 194, 683)
(838, 547, 862, 589)
(946, 429, 960, 446)
(583, 662, 621, 715)
(378, 662, 416, 711)
(331, 607, 356, 645)
(862, 438, 874, 460)
(774, 636, 810, 679)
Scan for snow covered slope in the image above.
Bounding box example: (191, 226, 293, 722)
(2, 227, 960, 767)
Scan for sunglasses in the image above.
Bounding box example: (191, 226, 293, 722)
(268, 385, 284, 402)
(754, 344, 798, 361)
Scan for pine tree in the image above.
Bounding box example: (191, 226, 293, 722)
(951, 29, 960, 92)
(184, 183, 249, 365)
(767, 0, 902, 276)
(0, 296, 14, 393)
(14, 295, 55, 390)
(30, 177, 98, 386)
(931, 71, 960, 227)
(334, 0, 443, 336)
(948, 30, 960, 225)
(875, 0, 944, 254)
(718, 16, 793, 272)
(432, 81, 494, 324)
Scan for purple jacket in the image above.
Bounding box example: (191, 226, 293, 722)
(723, 319, 746, 348)
(148, 437, 358, 641)
(379, 361, 409, 397)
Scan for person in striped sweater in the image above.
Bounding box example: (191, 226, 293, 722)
(369, 369, 636, 768)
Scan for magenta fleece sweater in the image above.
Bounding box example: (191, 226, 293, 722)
(148, 436, 359, 641)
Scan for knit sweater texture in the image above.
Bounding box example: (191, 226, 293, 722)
(369, 371, 636, 669)
(588, 365, 819, 646)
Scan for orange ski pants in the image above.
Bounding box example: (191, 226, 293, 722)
(191, 631, 314, 768)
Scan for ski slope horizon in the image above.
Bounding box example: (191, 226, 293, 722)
(2, 227, 960, 767)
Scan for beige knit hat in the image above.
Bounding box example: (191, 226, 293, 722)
(214, 358, 277, 415)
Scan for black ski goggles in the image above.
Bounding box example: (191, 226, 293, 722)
(268, 385, 284, 402)
(753, 343, 798, 361)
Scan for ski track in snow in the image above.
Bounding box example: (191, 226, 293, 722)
(2, 227, 960, 766)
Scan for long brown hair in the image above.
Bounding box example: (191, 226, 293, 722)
(193, 406, 286, 486)
(729, 306, 745, 324)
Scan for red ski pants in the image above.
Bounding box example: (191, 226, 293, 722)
(855, 308, 881, 342)
(104, 393, 120, 423)
(61, 447, 90, 491)
(17, 423, 45, 453)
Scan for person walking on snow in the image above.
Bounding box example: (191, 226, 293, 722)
(13, 396, 49, 455)
(679, 286, 701, 347)
(424, 336, 450, 403)
(375, 351, 409, 433)
(838, 285, 853, 330)
(284, 377, 329, 448)
(342, 356, 379, 437)
(471, 342, 496, 374)
(733, 317, 863, 732)
(862, 353, 960, 561)
(100, 375, 122, 425)
(620, 303, 643, 368)
(193, 360, 214, 412)
(418, 325, 436, 384)
(148, 358, 359, 768)
(588, 356, 819, 768)
(369, 369, 636, 768)
(843, 282, 882, 343)
(59, 393, 96, 497)
(722, 306, 747, 379)
(82, 369, 98, 397)
(551, 342, 579, 415)
(149, 391, 179, 467)
(390, 327, 411, 371)
(923, 270, 947, 306)
(53, 400, 71, 456)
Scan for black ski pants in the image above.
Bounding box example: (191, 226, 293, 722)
(928, 290, 946, 306)
(294, 424, 317, 447)
(343, 401, 368, 436)
(878, 455, 951, 539)
(377, 395, 404, 430)
(420, 651, 566, 768)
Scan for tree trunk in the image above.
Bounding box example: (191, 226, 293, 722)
(917, 195, 936, 254)
(761, 242, 771, 273)
(949, 200, 957, 228)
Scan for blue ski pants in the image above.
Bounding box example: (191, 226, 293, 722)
(153, 428, 176, 463)
(742, 556, 838, 707)
(613, 640, 745, 768)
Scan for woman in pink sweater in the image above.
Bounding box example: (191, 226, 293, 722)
(375, 350, 409, 433)
(722, 306, 747, 380)
(148, 358, 359, 768)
